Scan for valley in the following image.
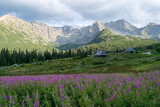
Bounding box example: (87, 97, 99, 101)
(0, 14, 160, 107)
(0, 14, 160, 51)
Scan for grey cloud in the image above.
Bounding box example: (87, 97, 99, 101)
(0, 0, 160, 27)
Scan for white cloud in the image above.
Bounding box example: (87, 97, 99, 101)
(0, 0, 160, 27)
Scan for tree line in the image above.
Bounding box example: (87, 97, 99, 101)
(0, 48, 92, 66)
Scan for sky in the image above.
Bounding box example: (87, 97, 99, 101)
(0, 0, 160, 28)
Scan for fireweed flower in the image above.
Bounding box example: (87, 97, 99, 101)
(134, 84, 139, 88)
(90, 81, 93, 84)
(9, 96, 14, 104)
(58, 84, 64, 89)
(128, 88, 132, 92)
(106, 92, 109, 95)
(81, 86, 84, 90)
(62, 89, 66, 92)
(110, 95, 115, 99)
(21, 102, 24, 107)
(116, 83, 121, 86)
(70, 85, 73, 89)
(34, 101, 40, 107)
(63, 94, 65, 98)
(157, 81, 160, 85)
(55, 91, 58, 94)
(77, 84, 80, 88)
(26, 96, 29, 99)
(107, 82, 111, 85)
(3, 95, 7, 99)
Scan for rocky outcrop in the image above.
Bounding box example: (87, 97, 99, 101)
(132, 22, 160, 39)
(105, 19, 138, 35)
(0, 14, 160, 47)
(30, 20, 106, 44)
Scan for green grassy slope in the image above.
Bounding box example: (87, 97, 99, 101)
(0, 52, 160, 76)
(83, 29, 160, 52)
(0, 20, 55, 51)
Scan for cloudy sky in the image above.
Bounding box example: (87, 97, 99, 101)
(0, 0, 160, 28)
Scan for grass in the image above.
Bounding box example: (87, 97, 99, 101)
(0, 71, 160, 106)
(0, 52, 160, 106)
(0, 52, 160, 76)
(0, 22, 55, 51)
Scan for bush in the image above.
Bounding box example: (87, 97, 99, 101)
(92, 61, 105, 65)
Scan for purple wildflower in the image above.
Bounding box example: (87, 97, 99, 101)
(110, 95, 115, 99)
(21, 102, 24, 107)
(116, 83, 121, 86)
(77, 84, 80, 88)
(9, 96, 14, 104)
(34, 101, 40, 107)
(34, 102, 37, 107)
(3, 95, 7, 99)
(26, 96, 29, 99)
(81, 86, 84, 90)
(134, 84, 139, 88)
(63, 94, 65, 98)
(58, 84, 64, 89)
(55, 91, 58, 94)
(128, 88, 132, 92)
(70, 85, 73, 89)
(62, 89, 66, 92)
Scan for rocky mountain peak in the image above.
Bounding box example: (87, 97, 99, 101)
(115, 19, 126, 23)
(94, 20, 102, 25)
(1, 14, 15, 18)
(62, 25, 73, 30)
(115, 19, 137, 30)
(92, 20, 105, 31)
(147, 22, 158, 27)
(0, 14, 26, 28)
(30, 21, 49, 27)
(62, 25, 74, 34)
(105, 19, 138, 35)
(0, 14, 18, 21)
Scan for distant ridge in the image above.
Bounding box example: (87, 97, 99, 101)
(0, 14, 160, 50)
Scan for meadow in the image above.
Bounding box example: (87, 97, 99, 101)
(0, 52, 160, 107)
(0, 53, 160, 76)
(0, 71, 160, 107)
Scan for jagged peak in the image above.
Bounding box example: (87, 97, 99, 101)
(92, 20, 105, 28)
(31, 21, 47, 25)
(63, 25, 73, 28)
(92, 20, 105, 31)
(0, 14, 25, 24)
(93, 20, 103, 25)
(116, 19, 126, 22)
(115, 19, 128, 23)
(0, 14, 17, 20)
(62, 25, 74, 31)
(147, 22, 158, 26)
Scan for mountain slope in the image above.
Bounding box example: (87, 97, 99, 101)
(0, 14, 54, 51)
(0, 14, 160, 51)
(132, 23, 160, 39)
(105, 19, 138, 35)
(30, 20, 106, 44)
(83, 29, 160, 52)
(105, 20, 160, 39)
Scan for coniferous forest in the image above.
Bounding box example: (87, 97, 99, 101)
(0, 48, 91, 66)
(0, 42, 160, 67)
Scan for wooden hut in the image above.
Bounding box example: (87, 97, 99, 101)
(94, 50, 107, 57)
(124, 47, 136, 53)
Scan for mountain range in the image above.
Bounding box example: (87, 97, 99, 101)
(28, 19, 160, 44)
(0, 14, 160, 50)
